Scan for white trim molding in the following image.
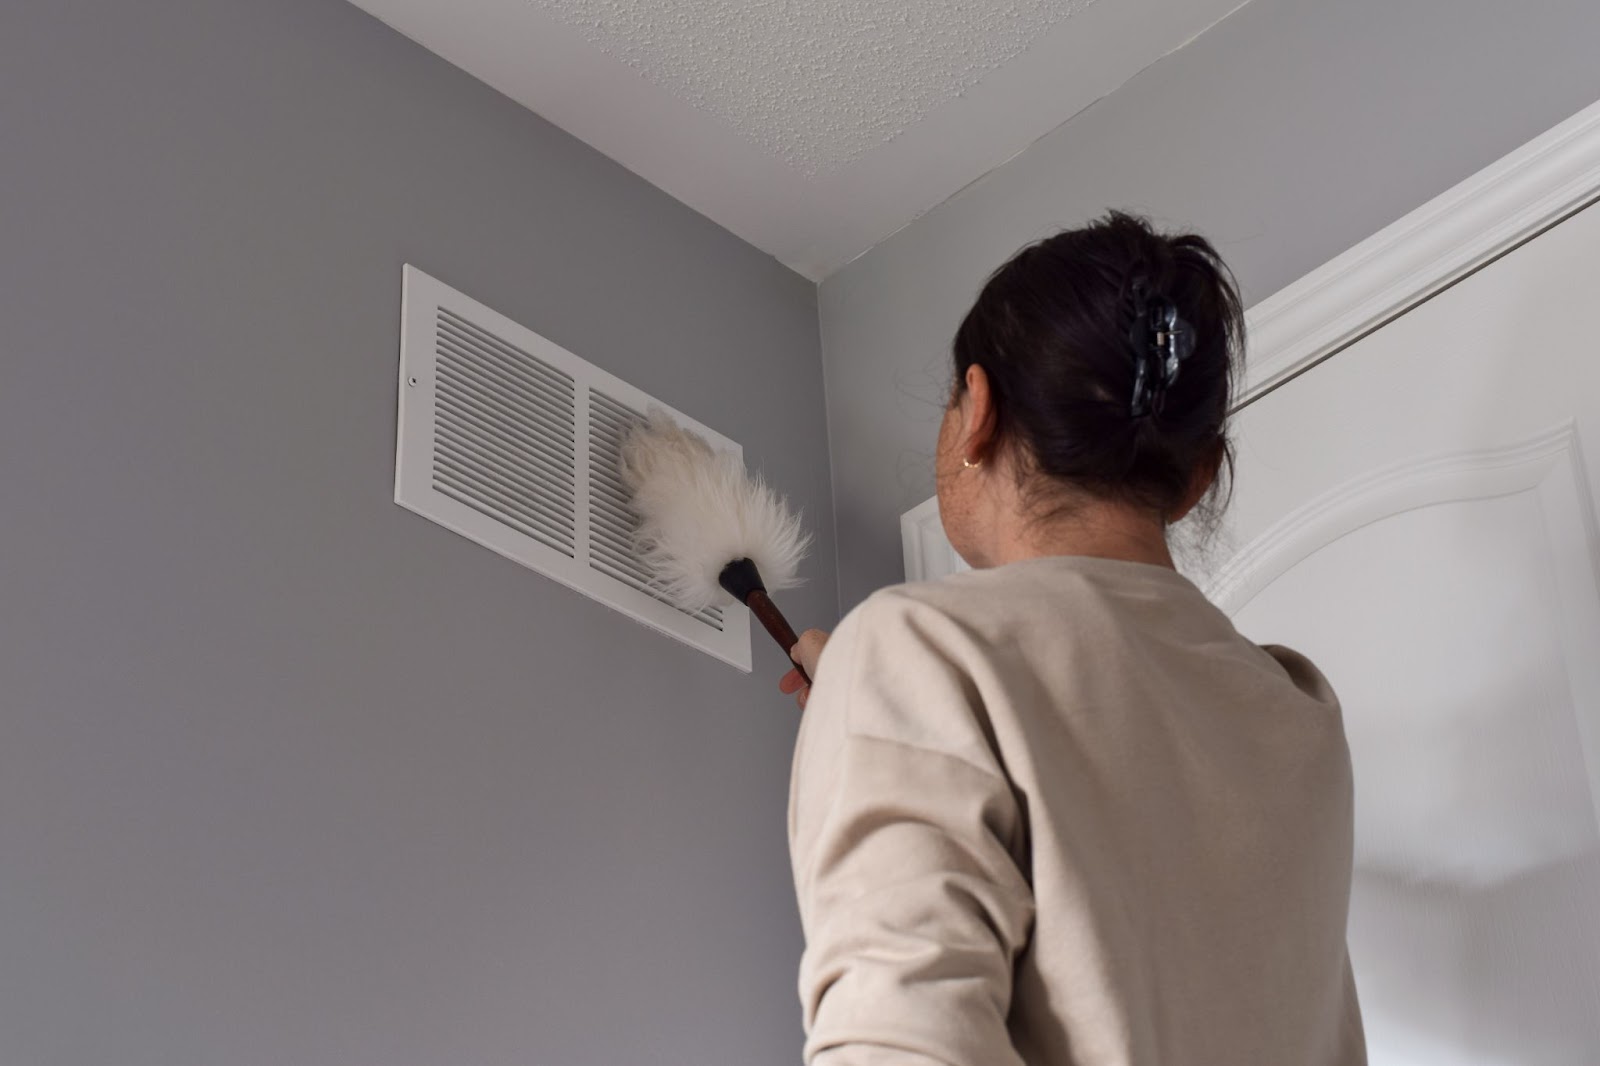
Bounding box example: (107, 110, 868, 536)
(1239, 97, 1600, 404)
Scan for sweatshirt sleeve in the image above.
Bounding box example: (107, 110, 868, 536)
(788, 590, 1037, 1066)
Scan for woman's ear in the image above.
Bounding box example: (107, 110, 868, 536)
(962, 364, 999, 462)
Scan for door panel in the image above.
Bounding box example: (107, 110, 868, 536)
(1207, 201, 1600, 1061)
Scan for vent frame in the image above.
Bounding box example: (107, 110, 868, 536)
(395, 265, 752, 672)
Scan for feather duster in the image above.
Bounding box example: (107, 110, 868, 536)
(619, 408, 813, 675)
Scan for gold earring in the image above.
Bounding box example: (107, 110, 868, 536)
(962, 456, 982, 469)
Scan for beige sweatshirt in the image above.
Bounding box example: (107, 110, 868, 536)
(788, 554, 1365, 1065)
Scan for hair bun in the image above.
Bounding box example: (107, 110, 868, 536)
(950, 210, 1242, 519)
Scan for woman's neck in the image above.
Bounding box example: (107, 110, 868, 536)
(979, 488, 1176, 571)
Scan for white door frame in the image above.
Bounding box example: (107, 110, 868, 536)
(903, 96, 1600, 582)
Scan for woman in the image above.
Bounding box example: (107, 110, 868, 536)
(777, 211, 1365, 1065)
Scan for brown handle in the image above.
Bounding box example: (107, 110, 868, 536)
(746, 589, 809, 684)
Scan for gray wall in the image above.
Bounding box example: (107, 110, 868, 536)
(819, 0, 1600, 610)
(0, 2, 834, 1064)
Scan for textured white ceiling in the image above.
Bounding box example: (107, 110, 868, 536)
(524, 0, 1096, 176)
(347, 0, 1248, 278)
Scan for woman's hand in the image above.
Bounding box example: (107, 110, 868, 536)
(779, 628, 830, 711)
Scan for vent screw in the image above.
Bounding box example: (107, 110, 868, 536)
(408, 376, 418, 387)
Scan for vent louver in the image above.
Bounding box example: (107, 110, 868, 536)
(432, 309, 577, 558)
(394, 266, 751, 671)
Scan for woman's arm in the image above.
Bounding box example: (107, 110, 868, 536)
(788, 592, 1036, 1066)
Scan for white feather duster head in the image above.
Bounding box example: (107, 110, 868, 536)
(618, 408, 810, 612)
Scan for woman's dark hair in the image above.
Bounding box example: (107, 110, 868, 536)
(952, 209, 1244, 523)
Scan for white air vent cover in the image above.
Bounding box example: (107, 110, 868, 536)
(394, 265, 751, 671)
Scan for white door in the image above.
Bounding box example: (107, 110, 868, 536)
(1204, 197, 1600, 1063)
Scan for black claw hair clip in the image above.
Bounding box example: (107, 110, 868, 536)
(1127, 281, 1196, 418)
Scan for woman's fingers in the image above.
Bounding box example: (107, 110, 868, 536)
(777, 667, 810, 711)
(777, 629, 829, 712)
(790, 628, 830, 679)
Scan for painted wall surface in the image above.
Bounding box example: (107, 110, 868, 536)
(0, 2, 834, 1064)
(818, 0, 1600, 610)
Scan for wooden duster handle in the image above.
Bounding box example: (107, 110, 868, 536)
(719, 558, 811, 686)
(746, 589, 808, 684)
